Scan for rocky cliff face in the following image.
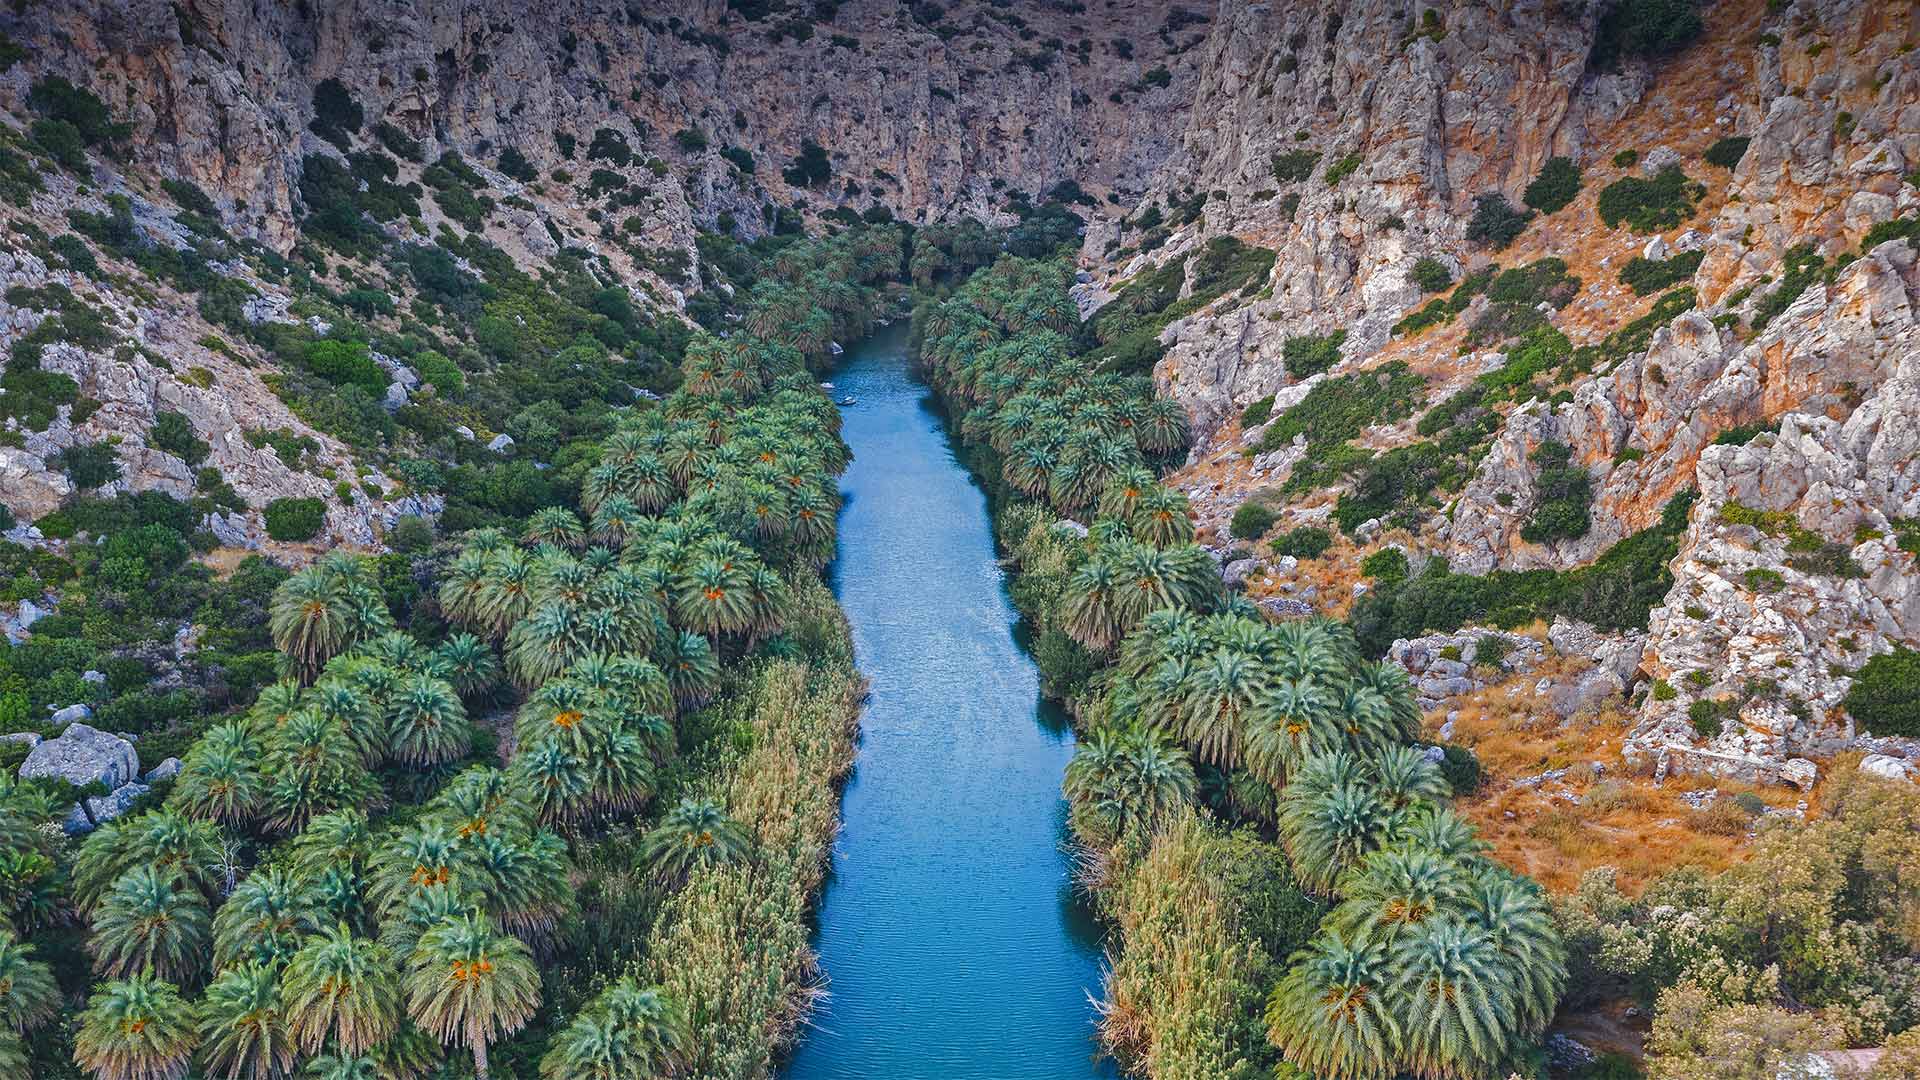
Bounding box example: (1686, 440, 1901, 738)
(9, 0, 1204, 253)
(7, 0, 1920, 788)
(1096, 0, 1920, 787)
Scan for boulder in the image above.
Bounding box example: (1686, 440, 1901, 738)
(1222, 558, 1258, 588)
(84, 783, 150, 827)
(486, 434, 515, 453)
(145, 757, 184, 783)
(48, 703, 92, 727)
(20, 723, 140, 791)
(0, 732, 41, 750)
(1860, 754, 1916, 783)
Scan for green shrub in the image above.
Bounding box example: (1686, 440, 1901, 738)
(673, 127, 709, 153)
(720, 146, 755, 173)
(1703, 136, 1751, 169)
(149, 411, 209, 467)
(1269, 149, 1321, 184)
(1590, 0, 1705, 68)
(1271, 526, 1333, 559)
(54, 442, 121, 490)
(1360, 546, 1409, 584)
(1742, 567, 1786, 594)
(1843, 647, 1920, 736)
(27, 77, 128, 147)
(1596, 165, 1698, 232)
(1282, 329, 1347, 378)
(1323, 152, 1363, 185)
(1465, 192, 1532, 250)
(1618, 249, 1704, 295)
(1520, 440, 1592, 544)
(302, 339, 388, 394)
(1750, 245, 1826, 332)
(497, 146, 537, 181)
(387, 515, 436, 553)
(1240, 394, 1276, 428)
(412, 350, 465, 394)
(1230, 501, 1279, 541)
(1522, 156, 1583, 214)
(263, 496, 327, 542)
(1652, 679, 1678, 701)
(1410, 257, 1453, 293)
(1437, 744, 1483, 795)
(1688, 697, 1734, 738)
(782, 140, 832, 187)
(309, 78, 363, 148)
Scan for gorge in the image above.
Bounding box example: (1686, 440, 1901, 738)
(2, 2, 1919, 1079)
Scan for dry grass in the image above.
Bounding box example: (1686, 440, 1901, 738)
(1432, 653, 1796, 894)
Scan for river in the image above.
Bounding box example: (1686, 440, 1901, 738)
(781, 326, 1117, 1079)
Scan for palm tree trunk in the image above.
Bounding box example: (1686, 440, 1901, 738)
(472, 1037, 489, 1079)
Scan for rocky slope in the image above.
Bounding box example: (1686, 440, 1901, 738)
(7, 0, 1919, 792)
(1089, 0, 1920, 789)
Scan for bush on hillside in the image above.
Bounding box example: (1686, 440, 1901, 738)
(1282, 329, 1347, 378)
(1230, 501, 1279, 541)
(1596, 165, 1698, 232)
(1590, 0, 1705, 69)
(1703, 136, 1751, 170)
(1465, 193, 1532, 250)
(1410, 257, 1453, 293)
(1523, 156, 1583, 214)
(263, 496, 327, 542)
(1844, 646, 1920, 737)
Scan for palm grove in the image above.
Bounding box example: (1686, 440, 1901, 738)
(915, 257, 1569, 1080)
(0, 225, 909, 1079)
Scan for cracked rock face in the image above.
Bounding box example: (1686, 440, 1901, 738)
(1442, 242, 1920, 574)
(1624, 341, 1920, 784)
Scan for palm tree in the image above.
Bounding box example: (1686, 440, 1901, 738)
(1279, 760, 1395, 896)
(1264, 930, 1400, 1080)
(0, 930, 57, 1033)
(403, 914, 541, 1079)
(1244, 677, 1340, 787)
(1062, 726, 1196, 844)
(1370, 745, 1451, 810)
(302, 1053, 377, 1080)
(505, 601, 583, 689)
(513, 735, 593, 826)
(91, 865, 213, 984)
(261, 713, 379, 835)
(1136, 397, 1189, 456)
(540, 979, 690, 1080)
(169, 735, 263, 828)
(1132, 486, 1195, 549)
(280, 926, 401, 1056)
(369, 825, 467, 919)
(287, 811, 373, 884)
(638, 797, 753, 884)
(213, 868, 320, 970)
(387, 676, 470, 767)
(1328, 847, 1468, 942)
(1061, 560, 1124, 653)
(658, 631, 719, 709)
(73, 810, 222, 913)
(271, 560, 393, 682)
(73, 974, 200, 1080)
(523, 507, 585, 550)
(197, 962, 296, 1080)
(432, 634, 499, 699)
(436, 550, 493, 628)
(472, 549, 535, 638)
(270, 567, 354, 681)
(1462, 870, 1566, 1038)
(308, 679, 388, 766)
(1179, 648, 1268, 769)
(1390, 915, 1521, 1080)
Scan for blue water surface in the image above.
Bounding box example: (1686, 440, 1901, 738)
(781, 326, 1117, 1080)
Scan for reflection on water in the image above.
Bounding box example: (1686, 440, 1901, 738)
(781, 326, 1117, 1079)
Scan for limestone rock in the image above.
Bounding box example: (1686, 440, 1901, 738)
(20, 723, 140, 791)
